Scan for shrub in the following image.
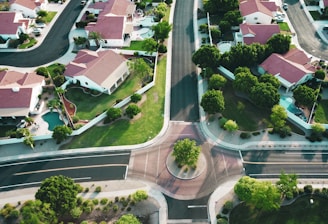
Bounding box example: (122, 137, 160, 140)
(304, 185, 313, 194)
(72, 115, 79, 124)
(131, 93, 142, 103)
(217, 218, 228, 224)
(95, 186, 102, 193)
(132, 190, 148, 202)
(77, 197, 83, 206)
(125, 104, 141, 118)
(35, 67, 49, 77)
(100, 198, 108, 205)
(84, 187, 89, 193)
(92, 199, 99, 205)
(70, 207, 82, 219)
(113, 205, 119, 212)
(158, 44, 167, 53)
(218, 117, 228, 128)
(223, 200, 233, 210)
(102, 206, 110, 213)
(240, 132, 251, 139)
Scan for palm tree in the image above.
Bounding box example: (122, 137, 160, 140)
(88, 31, 102, 47)
(24, 116, 34, 126)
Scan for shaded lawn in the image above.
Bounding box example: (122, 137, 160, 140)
(314, 100, 328, 123)
(0, 126, 15, 137)
(309, 11, 321, 20)
(65, 76, 140, 120)
(221, 82, 270, 131)
(230, 195, 328, 224)
(64, 57, 166, 148)
(122, 41, 145, 51)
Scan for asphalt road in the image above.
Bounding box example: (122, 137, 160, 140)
(285, 0, 328, 60)
(0, 152, 130, 191)
(170, 0, 200, 122)
(242, 150, 328, 178)
(0, 0, 83, 67)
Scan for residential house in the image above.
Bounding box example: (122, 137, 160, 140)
(0, 70, 45, 118)
(320, 0, 328, 10)
(85, 0, 135, 47)
(235, 22, 280, 45)
(9, 0, 48, 18)
(258, 48, 316, 91)
(0, 11, 29, 44)
(239, 0, 279, 24)
(64, 49, 130, 94)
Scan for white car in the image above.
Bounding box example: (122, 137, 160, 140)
(35, 23, 46, 28)
(283, 3, 288, 10)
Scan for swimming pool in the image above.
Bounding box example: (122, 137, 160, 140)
(140, 29, 154, 39)
(136, 16, 157, 27)
(280, 96, 307, 121)
(42, 111, 64, 131)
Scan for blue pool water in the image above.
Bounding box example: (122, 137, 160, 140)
(140, 29, 154, 39)
(42, 112, 64, 131)
(280, 96, 307, 121)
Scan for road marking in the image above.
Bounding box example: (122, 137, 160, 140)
(250, 173, 328, 177)
(0, 177, 91, 190)
(187, 205, 207, 208)
(14, 164, 127, 176)
(285, 152, 328, 154)
(156, 146, 160, 181)
(243, 161, 328, 165)
(0, 153, 130, 168)
(124, 165, 128, 180)
(144, 148, 149, 178)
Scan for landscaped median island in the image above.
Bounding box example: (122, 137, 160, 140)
(0, 175, 158, 224)
(217, 173, 328, 224)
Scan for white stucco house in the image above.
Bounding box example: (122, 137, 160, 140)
(0, 70, 45, 118)
(64, 49, 130, 94)
(0, 11, 30, 44)
(258, 48, 316, 92)
(239, 0, 279, 24)
(9, 0, 48, 18)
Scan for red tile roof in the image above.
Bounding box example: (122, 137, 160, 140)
(9, 0, 45, 10)
(103, 0, 135, 16)
(0, 70, 44, 87)
(86, 16, 124, 39)
(240, 23, 280, 44)
(239, 0, 275, 17)
(0, 88, 32, 108)
(260, 49, 315, 83)
(0, 12, 23, 35)
(64, 49, 127, 86)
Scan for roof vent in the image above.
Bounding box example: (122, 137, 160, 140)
(12, 87, 20, 92)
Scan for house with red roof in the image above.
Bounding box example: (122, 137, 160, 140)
(64, 49, 130, 94)
(85, 0, 135, 47)
(9, 0, 48, 18)
(239, 0, 279, 24)
(320, 0, 328, 10)
(258, 48, 316, 91)
(0, 70, 45, 118)
(236, 22, 280, 45)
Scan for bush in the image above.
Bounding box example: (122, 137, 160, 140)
(158, 44, 167, 53)
(113, 205, 119, 212)
(100, 198, 108, 205)
(218, 117, 228, 128)
(131, 93, 142, 103)
(304, 185, 313, 194)
(72, 115, 79, 123)
(77, 197, 83, 206)
(84, 187, 89, 193)
(217, 218, 228, 224)
(70, 207, 82, 219)
(95, 186, 102, 193)
(223, 200, 233, 210)
(36, 67, 49, 77)
(240, 132, 251, 139)
(92, 199, 99, 205)
(125, 104, 141, 118)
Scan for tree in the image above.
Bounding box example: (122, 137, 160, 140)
(35, 175, 79, 215)
(210, 27, 221, 43)
(250, 82, 280, 108)
(126, 104, 141, 118)
(20, 200, 57, 224)
(208, 74, 227, 90)
(293, 85, 317, 108)
(52, 125, 72, 144)
(37, 10, 47, 17)
(152, 21, 172, 42)
(116, 214, 141, 224)
(23, 135, 35, 149)
(153, 2, 168, 21)
(233, 71, 258, 95)
(70, 207, 82, 219)
(53, 74, 65, 87)
(267, 34, 291, 54)
(276, 171, 298, 199)
(192, 45, 221, 69)
(173, 138, 201, 167)
(270, 105, 288, 131)
(203, 0, 239, 14)
(234, 176, 281, 211)
(35, 67, 49, 78)
(24, 116, 34, 126)
(131, 93, 142, 103)
(200, 90, 225, 114)
(128, 58, 153, 86)
(132, 190, 148, 202)
(218, 20, 231, 33)
(73, 36, 88, 48)
(105, 107, 122, 123)
(142, 38, 158, 54)
(88, 31, 102, 47)
(224, 120, 238, 132)
(314, 69, 326, 80)
(259, 74, 280, 89)
(222, 10, 243, 26)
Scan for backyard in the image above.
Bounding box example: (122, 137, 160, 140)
(230, 194, 328, 224)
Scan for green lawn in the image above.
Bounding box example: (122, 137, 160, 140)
(18, 38, 37, 49)
(278, 22, 290, 32)
(0, 125, 15, 137)
(64, 57, 166, 148)
(230, 195, 328, 224)
(65, 76, 141, 120)
(45, 11, 57, 23)
(314, 100, 328, 123)
(221, 82, 271, 131)
(122, 41, 146, 51)
(309, 11, 321, 20)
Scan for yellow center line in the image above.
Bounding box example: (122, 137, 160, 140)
(14, 164, 127, 176)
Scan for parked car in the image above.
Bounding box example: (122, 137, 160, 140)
(32, 28, 42, 36)
(323, 25, 328, 30)
(35, 23, 46, 28)
(16, 120, 27, 128)
(283, 3, 288, 10)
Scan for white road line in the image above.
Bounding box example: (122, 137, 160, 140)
(14, 164, 127, 176)
(243, 161, 328, 165)
(156, 146, 160, 182)
(124, 165, 128, 180)
(285, 152, 328, 154)
(0, 153, 130, 168)
(250, 173, 328, 177)
(144, 148, 149, 178)
(0, 177, 91, 190)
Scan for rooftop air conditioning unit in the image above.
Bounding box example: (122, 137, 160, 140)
(12, 87, 20, 92)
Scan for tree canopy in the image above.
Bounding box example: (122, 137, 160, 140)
(128, 58, 153, 86)
(20, 200, 57, 224)
(224, 120, 238, 132)
(152, 21, 172, 42)
(267, 34, 291, 54)
(270, 104, 288, 131)
(192, 45, 221, 69)
(142, 38, 158, 54)
(116, 214, 141, 224)
(293, 85, 317, 108)
(233, 71, 258, 95)
(234, 176, 281, 211)
(173, 138, 201, 167)
(276, 171, 298, 199)
(250, 82, 280, 108)
(203, 0, 239, 14)
(105, 107, 122, 123)
(35, 175, 79, 215)
(208, 74, 227, 90)
(259, 74, 280, 89)
(52, 125, 72, 144)
(200, 90, 225, 114)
